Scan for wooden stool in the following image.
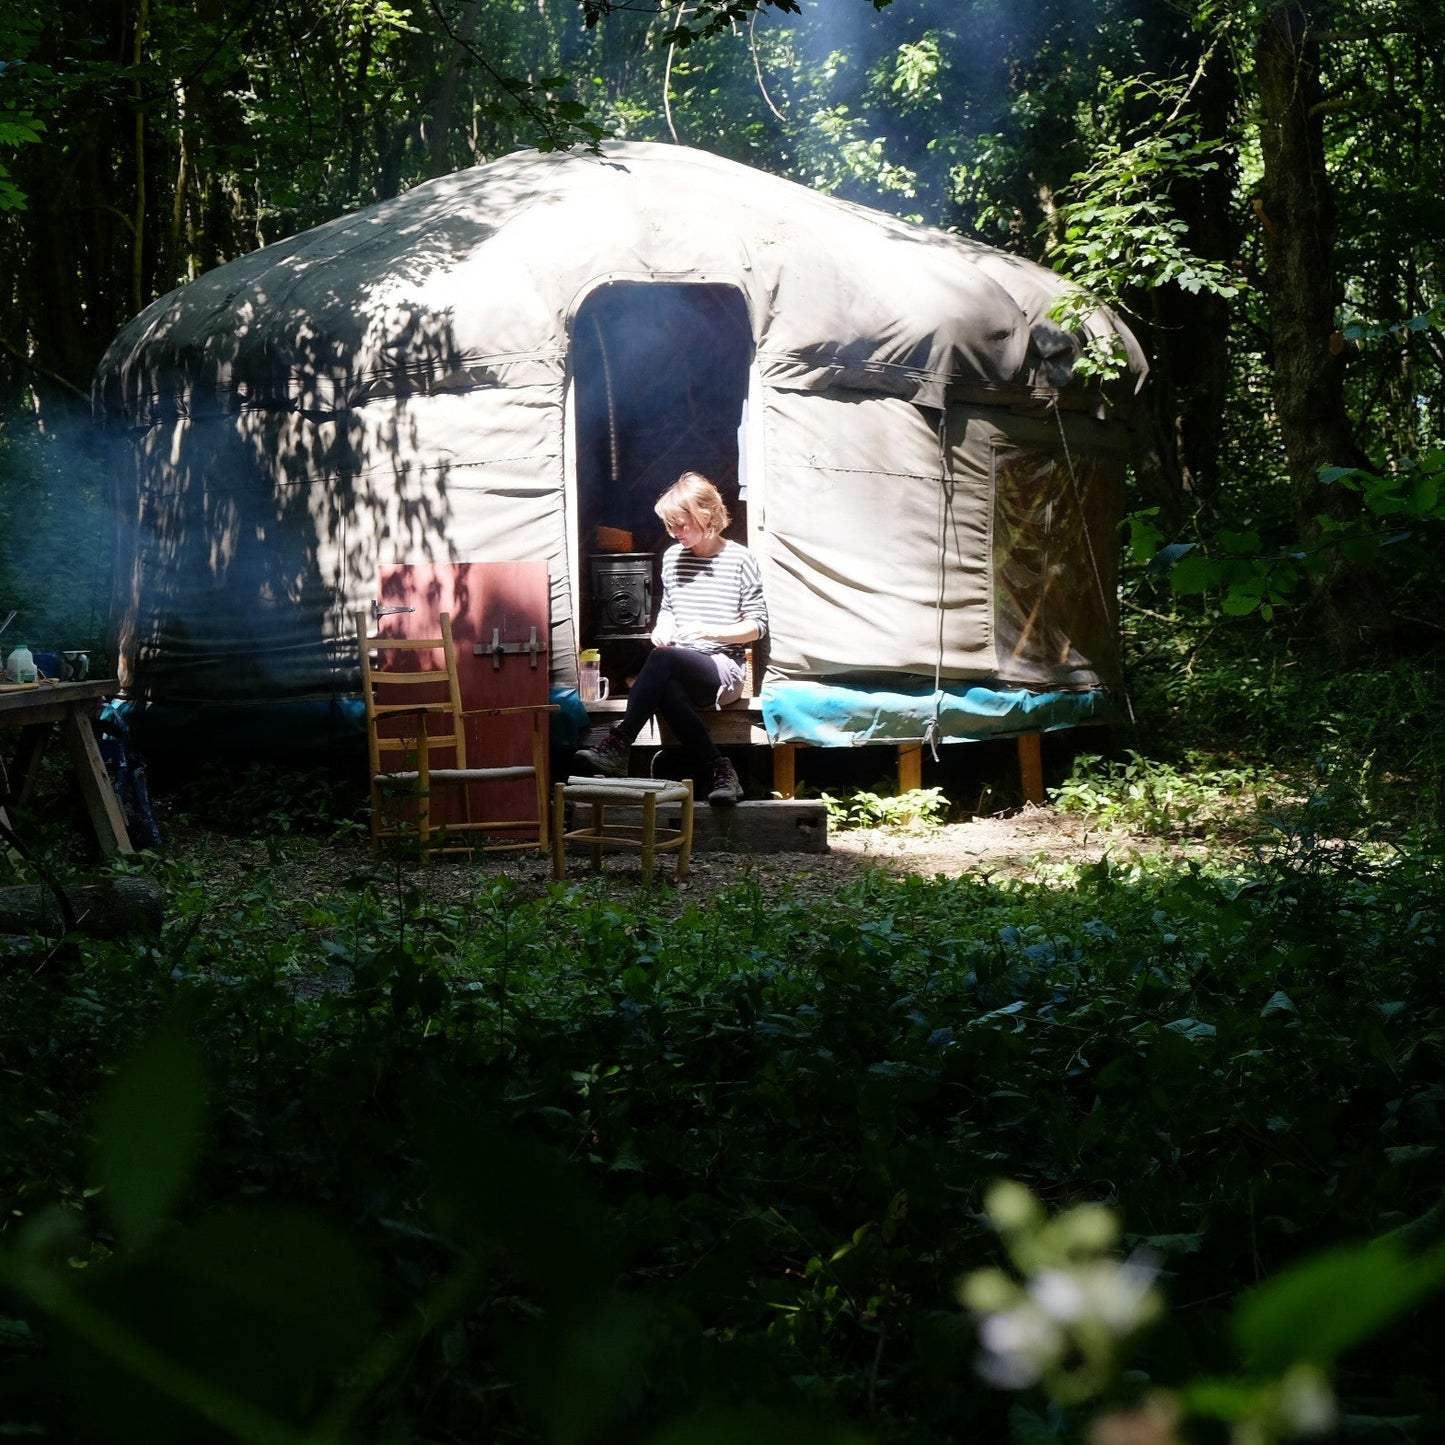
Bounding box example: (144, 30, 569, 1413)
(551, 776, 694, 885)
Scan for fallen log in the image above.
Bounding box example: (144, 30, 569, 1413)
(0, 877, 165, 940)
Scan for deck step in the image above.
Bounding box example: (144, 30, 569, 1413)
(689, 798, 828, 854)
(562, 794, 828, 854)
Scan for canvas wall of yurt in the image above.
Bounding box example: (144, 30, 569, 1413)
(92, 141, 1147, 762)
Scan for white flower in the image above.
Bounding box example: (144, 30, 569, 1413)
(1030, 1254, 1162, 1335)
(976, 1301, 1067, 1388)
(1276, 1363, 1337, 1437)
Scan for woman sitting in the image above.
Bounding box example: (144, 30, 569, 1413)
(576, 471, 767, 805)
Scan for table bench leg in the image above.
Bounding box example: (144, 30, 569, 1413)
(60, 710, 133, 855)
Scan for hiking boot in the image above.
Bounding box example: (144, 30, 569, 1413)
(575, 728, 630, 777)
(707, 757, 744, 806)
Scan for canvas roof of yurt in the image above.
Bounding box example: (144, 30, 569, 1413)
(94, 141, 1147, 754)
(96, 141, 1145, 421)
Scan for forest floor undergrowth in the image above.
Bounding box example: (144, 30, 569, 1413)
(168, 801, 1219, 916)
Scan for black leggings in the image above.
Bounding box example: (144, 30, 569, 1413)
(615, 646, 723, 768)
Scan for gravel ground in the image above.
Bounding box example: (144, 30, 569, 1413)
(184, 804, 1179, 916)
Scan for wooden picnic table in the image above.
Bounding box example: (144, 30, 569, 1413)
(0, 680, 133, 856)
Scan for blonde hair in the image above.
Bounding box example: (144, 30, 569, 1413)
(655, 471, 730, 539)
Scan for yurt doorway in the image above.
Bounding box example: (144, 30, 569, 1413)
(570, 282, 753, 669)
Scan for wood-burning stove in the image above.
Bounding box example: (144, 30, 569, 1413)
(589, 552, 655, 641)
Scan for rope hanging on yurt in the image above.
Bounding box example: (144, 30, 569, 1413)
(923, 411, 956, 762)
(1050, 399, 1136, 728)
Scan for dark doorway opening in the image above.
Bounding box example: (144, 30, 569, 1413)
(572, 282, 753, 670)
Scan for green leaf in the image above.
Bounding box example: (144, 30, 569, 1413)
(90, 1021, 209, 1250)
(1165, 1018, 1216, 1041)
(1136, 1231, 1205, 1255)
(0, 117, 45, 145)
(644, 1404, 869, 1445)
(1169, 553, 1219, 595)
(1234, 1240, 1445, 1374)
(1260, 990, 1297, 1019)
(58, 1206, 379, 1441)
(1383, 1146, 1436, 1165)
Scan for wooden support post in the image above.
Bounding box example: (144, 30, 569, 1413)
(773, 743, 797, 799)
(898, 743, 923, 794)
(1017, 732, 1044, 805)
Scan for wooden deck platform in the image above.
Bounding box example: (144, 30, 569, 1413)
(581, 697, 1051, 804)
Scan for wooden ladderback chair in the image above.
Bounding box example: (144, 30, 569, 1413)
(356, 610, 551, 862)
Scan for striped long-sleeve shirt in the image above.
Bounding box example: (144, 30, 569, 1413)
(658, 540, 768, 666)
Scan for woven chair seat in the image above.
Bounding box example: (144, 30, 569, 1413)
(551, 775, 694, 885)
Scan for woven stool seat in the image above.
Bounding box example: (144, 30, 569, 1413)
(551, 775, 694, 884)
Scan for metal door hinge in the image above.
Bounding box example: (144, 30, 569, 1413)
(475, 627, 548, 669)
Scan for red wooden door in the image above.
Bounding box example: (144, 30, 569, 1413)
(376, 561, 550, 833)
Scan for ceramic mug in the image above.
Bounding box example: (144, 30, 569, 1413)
(60, 650, 90, 682)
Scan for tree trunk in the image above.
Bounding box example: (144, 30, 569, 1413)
(0, 877, 164, 942)
(1122, 0, 1241, 528)
(426, 0, 484, 178)
(1254, 3, 1386, 657)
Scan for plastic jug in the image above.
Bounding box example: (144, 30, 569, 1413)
(578, 649, 609, 703)
(6, 643, 36, 684)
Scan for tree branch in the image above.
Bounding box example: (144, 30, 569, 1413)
(749, 8, 787, 122)
(1306, 17, 1445, 44)
(0, 334, 88, 399)
(428, 0, 597, 150)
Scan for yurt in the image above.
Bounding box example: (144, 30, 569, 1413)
(93, 141, 1146, 760)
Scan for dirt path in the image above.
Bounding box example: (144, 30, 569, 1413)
(226, 804, 1173, 913)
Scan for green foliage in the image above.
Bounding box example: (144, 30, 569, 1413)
(819, 786, 950, 831)
(1050, 750, 1267, 836)
(964, 1183, 1445, 1445)
(164, 760, 366, 839)
(1129, 443, 1445, 623)
(1115, 576, 1445, 836)
(5, 772, 1445, 1441)
(0, 4, 45, 211)
(1153, 527, 1316, 622)
(1046, 74, 1243, 348)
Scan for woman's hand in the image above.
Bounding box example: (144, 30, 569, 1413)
(651, 614, 677, 647)
(689, 621, 759, 647)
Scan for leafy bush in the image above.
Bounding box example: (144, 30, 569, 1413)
(819, 786, 951, 831)
(962, 1181, 1445, 1445)
(163, 760, 368, 839)
(1050, 749, 1271, 835)
(3, 811, 1444, 1443)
